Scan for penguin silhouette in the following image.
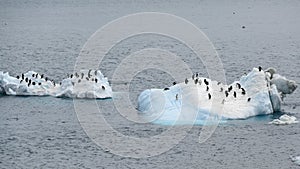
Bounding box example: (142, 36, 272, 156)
(173, 82, 176, 85)
(194, 79, 198, 84)
(247, 98, 251, 102)
(228, 86, 233, 92)
(185, 78, 188, 84)
(206, 86, 209, 91)
(233, 91, 237, 98)
(225, 91, 229, 97)
(258, 66, 262, 72)
(102, 86, 106, 90)
(241, 88, 246, 95)
(208, 93, 211, 100)
(164, 88, 169, 91)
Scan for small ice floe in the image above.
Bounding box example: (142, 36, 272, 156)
(291, 156, 300, 166)
(269, 114, 299, 125)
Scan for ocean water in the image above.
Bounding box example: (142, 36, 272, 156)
(1, 0, 300, 168)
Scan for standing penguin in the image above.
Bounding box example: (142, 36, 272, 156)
(233, 91, 237, 98)
(206, 86, 209, 91)
(194, 79, 198, 84)
(247, 98, 251, 102)
(185, 78, 188, 84)
(208, 93, 211, 100)
(258, 66, 262, 72)
(228, 86, 233, 92)
(241, 88, 246, 95)
(102, 86, 106, 90)
(173, 82, 176, 85)
(225, 91, 229, 97)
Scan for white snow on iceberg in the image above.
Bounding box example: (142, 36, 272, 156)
(0, 70, 112, 99)
(137, 67, 297, 124)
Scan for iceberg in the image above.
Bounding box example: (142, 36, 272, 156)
(137, 67, 297, 124)
(0, 70, 112, 99)
(269, 114, 298, 125)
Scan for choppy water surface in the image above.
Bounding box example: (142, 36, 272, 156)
(1, 0, 300, 168)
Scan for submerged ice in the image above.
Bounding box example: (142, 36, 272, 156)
(137, 67, 297, 124)
(0, 70, 112, 99)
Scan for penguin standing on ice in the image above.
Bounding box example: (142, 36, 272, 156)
(194, 79, 198, 84)
(173, 82, 176, 85)
(258, 66, 262, 72)
(78, 79, 81, 83)
(228, 86, 233, 92)
(164, 87, 169, 91)
(220, 87, 223, 92)
(204, 79, 209, 86)
(176, 94, 178, 100)
(16, 75, 20, 79)
(22, 74, 24, 80)
(28, 79, 31, 87)
(185, 78, 188, 84)
(192, 74, 195, 80)
(208, 93, 211, 100)
(95, 79, 98, 83)
(247, 98, 251, 102)
(41, 74, 44, 79)
(233, 91, 237, 98)
(206, 86, 209, 91)
(236, 83, 241, 89)
(81, 73, 84, 79)
(241, 88, 246, 95)
(225, 91, 229, 97)
(25, 77, 28, 83)
(102, 86, 106, 90)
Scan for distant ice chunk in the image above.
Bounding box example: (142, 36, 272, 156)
(269, 114, 298, 125)
(291, 156, 300, 166)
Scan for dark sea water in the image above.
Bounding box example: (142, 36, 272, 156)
(1, 0, 300, 168)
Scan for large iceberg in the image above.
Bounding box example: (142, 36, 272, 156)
(137, 68, 297, 124)
(0, 70, 112, 99)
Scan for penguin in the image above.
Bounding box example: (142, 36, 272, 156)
(258, 66, 262, 72)
(228, 86, 233, 92)
(164, 87, 169, 91)
(247, 98, 251, 102)
(204, 79, 209, 86)
(91, 78, 94, 81)
(208, 93, 211, 100)
(16, 75, 20, 79)
(86, 77, 89, 81)
(20, 80, 23, 83)
(94, 70, 97, 76)
(241, 88, 246, 95)
(176, 94, 178, 100)
(217, 82, 221, 85)
(32, 82, 36, 85)
(196, 73, 198, 77)
(185, 78, 188, 84)
(102, 86, 105, 90)
(32, 74, 35, 78)
(28, 79, 31, 87)
(35, 73, 38, 78)
(70, 74, 73, 78)
(45, 77, 48, 81)
(206, 86, 209, 91)
(78, 79, 81, 83)
(75, 72, 79, 78)
(236, 83, 241, 89)
(38, 82, 42, 85)
(95, 79, 98, 83)
(81, 73, 84, 79)
(22, 74, 24, 80)
(25, 77, 28, 83)
(192, 74, 195, 80)
(225, 91, 229, 97)
(173, 82, 176, 85)
(59, 82, 62, 85)
(41, 74, 44, 79)
(233, 91, 237, 98)
(194, 79, 198, 84)
(88, 69, 92, 78)
(53, 81, 56, 87)
(71, 82, 75, 86)
(220, 87, 223, 92)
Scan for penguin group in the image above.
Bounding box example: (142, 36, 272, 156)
(67, 69, 106, 90)
(16, 72, 56, 88)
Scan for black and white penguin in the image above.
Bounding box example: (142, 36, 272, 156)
(81, 73, 84, 79)
(28, 79, 31, 87)
(70, 74, 73, 78)
(71, 82, 75, 86)
(241, 88, 246, 95)
(225, 91, 229, 97)
(16, 75, 20, 79)
(45, 77, 48, 81)
(220, 87, 223, 92)
(247, 98, 251, 102)
(86, 77, 89, 81)
(173, 82, 176, 85)
(204, 79, 209, 86)
(228, 86, 233, 92)
(196, 73, 198, 77)
(258, 66, 262, 72)
(176, 94, 178, 100)
(94, 70, 97, 76)
(217, 82, 221, 85)
(32, 82, 36, 85)
(164, 87, 169, 91)
(32, 74, 35, 78)
(88, 69, 92, 78)
(185, 78, 188, 84)
(78, 79, 81, 83)
(38, 82, 42, 85)
(22, 74, 24, 80)
(41, 74, 44, 79)
(192, 74, 195, 80)
(95, 79, 98, 83)
(35, 73, 38, 78)
(206, 86, 209, 91)
(208, 93, 211, 100)
(25, 77, 28, 83)
(194, 79, 198, 84)
(236, 83, 241, 89)
(75, 72, 79, 78)
(233, 91, 237, 98)
(102, 86, 105, 90)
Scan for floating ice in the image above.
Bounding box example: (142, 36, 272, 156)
(269, 114, 298, 125)
(0, 70, 112, 99)
(291, 156, 300, 166)
(137, 67, 297, 124)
